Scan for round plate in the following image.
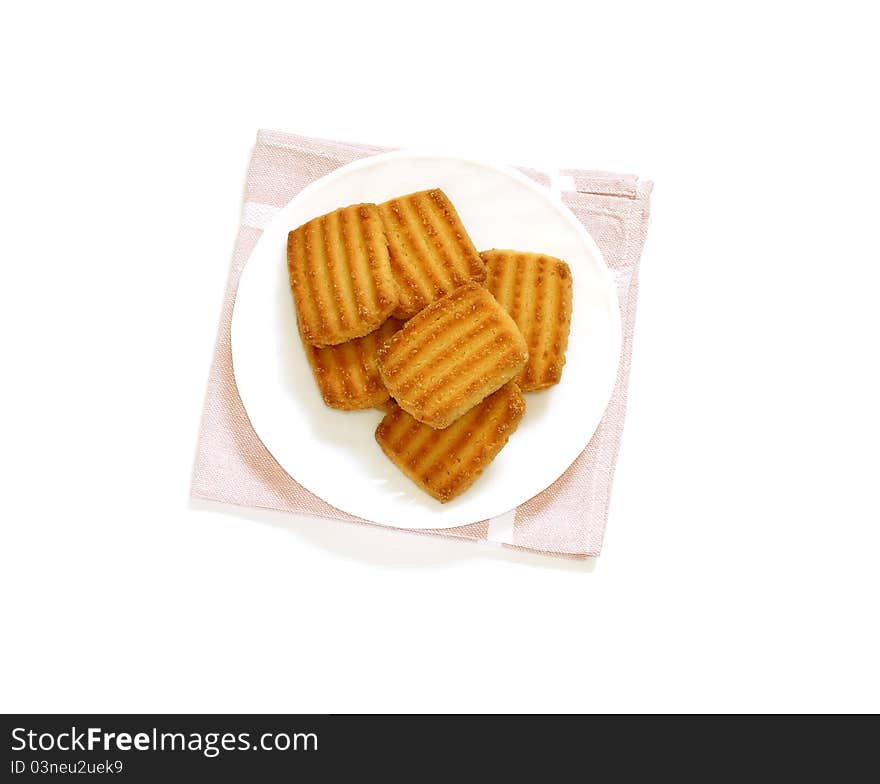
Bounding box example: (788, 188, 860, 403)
(231, 152, 621, 529)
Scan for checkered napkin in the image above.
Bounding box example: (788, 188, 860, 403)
(191, 130, 652, 559)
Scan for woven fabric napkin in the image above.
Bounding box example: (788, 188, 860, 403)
(191, 130, 652, 559)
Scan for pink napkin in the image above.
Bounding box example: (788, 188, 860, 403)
(191, 130, 652, 559)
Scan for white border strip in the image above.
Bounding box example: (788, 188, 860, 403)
(242, 201, 281, 229)
(486, 508, 517, 544)
(548, 171, 576, 200)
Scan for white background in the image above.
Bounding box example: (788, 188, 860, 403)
(1, 1, 878, 713)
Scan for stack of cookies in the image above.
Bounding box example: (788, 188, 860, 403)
(287, 189, 572, 503)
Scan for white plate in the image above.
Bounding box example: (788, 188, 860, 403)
(231, 152, 621, 529)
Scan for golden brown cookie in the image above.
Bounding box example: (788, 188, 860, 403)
(482, 249, 572, 391)
(375, 383, 526, 502)
(303, 318, 403, 410)
(374, 399, 398, 414)
(377, 282, 528, 429)
(378, 189, 485, 319)
(288, 203, 397, 347)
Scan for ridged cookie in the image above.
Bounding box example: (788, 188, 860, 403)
(375, 383, 526, 502)
(303, 318, 403, 410)
(482, 249, 572, 391)
(288, 203, 398, 347)
(377, 282, 528, 429)
(378, 189, 485, 319)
